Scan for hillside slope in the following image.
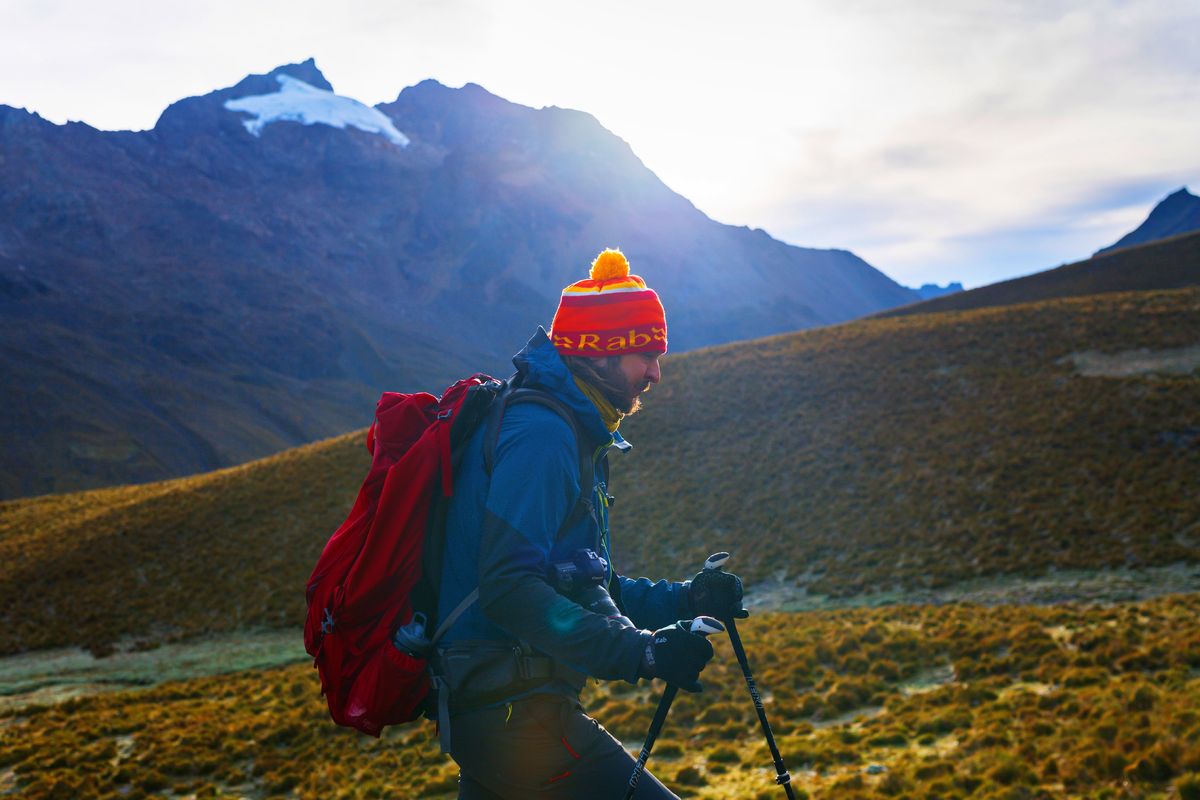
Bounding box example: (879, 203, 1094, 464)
(1, 287, 1197, 655)
(616, 287, 1199, 592)
(878, 229, 1200, 319)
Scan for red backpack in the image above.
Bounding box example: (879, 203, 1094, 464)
(302, 374, 506, 736)
(303, 373, 588, 737)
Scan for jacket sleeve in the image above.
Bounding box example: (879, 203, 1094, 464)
(617, 575, 691, 631)
(476, 405, 651, 683)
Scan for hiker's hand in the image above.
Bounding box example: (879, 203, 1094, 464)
(639, 620, 715, 692)
(688, 568, 748, 620)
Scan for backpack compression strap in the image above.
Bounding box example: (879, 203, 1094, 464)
(430, 588, 479, 647)
(483, 387, 596, 537)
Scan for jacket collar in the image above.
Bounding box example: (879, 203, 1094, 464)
(512, 327, 632, 452)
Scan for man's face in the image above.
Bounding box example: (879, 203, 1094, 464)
(610, 352, 662, 414)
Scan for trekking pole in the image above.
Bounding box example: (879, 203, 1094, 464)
(623, 616, 725, 800)
(705, 552, 797, 799)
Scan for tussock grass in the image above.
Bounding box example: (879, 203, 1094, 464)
(4, 594, 1200, 799)
(2, 287, 1198, 655)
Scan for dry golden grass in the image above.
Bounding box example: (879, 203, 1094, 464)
(4, 595, 1200, 799)
(615, 287, 1200, 595)
(0, 431, 367, 655)
(2, 287, 1198, 655)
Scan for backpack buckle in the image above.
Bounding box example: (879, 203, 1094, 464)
(321, 608, 335, 634)
(517, 653, 554, 681)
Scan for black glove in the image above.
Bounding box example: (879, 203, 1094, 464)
(639, 620, 715, 692)
(687, 568, 747, 620)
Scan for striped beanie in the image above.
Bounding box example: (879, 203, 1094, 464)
(550, 249, 667, 358)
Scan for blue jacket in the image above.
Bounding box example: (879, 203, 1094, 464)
(436, 327, 690, 690)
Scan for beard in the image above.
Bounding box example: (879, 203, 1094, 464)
(563, 354, 649, 417)
(598, 362, 647, 416)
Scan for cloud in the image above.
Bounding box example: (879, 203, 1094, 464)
(687, 1, 1200, 286)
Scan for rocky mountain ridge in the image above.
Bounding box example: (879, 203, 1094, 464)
(0, 59, 917, 499)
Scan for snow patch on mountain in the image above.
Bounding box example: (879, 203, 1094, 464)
(224, 75, 409, 147)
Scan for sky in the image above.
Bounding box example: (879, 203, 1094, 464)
(2, 0, 1198, 289)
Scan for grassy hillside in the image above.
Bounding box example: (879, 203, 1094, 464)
(4, 596, 1200, 799)
(1, 287, 1197, 655)
(0, 432, 368, 655)
(878, 229, 1200, 318)
(614, 286, 1200, 595)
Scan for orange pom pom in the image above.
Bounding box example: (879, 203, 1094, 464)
(589, 249, 630, 281)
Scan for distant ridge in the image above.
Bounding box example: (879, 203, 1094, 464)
(911, 281, 963, 300)
(1096, 186, 1200, 255)
(877, 229, 1200, 319)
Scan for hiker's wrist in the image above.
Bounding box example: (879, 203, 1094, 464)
(681, 579, 695, 617)
(638, 633, 656, 679)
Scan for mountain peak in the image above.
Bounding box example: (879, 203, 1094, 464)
(223, 73, 410, 146)
(154, 59, 333, 135)
(1096, 185, 1200, 255)
(389, 78, 521, 113)
(265, 58, 333, 93)
(1159, 186, 1197, 210)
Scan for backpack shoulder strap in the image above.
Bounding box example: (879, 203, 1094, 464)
(483, 386, 595, 540)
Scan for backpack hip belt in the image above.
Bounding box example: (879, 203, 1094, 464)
(431, 639, 587, 753)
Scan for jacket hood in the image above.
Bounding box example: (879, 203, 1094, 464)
(512, 327, 628, 451)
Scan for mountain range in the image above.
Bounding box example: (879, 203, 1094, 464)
(911, 281, 964, 300)
(0, 59, 918, 500)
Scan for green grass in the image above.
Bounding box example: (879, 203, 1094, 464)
(1, 286, 1198, 655)
(0, 630, 305, 713)
(4, 594, 1199, 799)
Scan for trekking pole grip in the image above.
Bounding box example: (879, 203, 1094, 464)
(703, 551, 730, 572)
(622, 616, 724, 800)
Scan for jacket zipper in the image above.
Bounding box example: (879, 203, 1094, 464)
(592, 440, 614, 584)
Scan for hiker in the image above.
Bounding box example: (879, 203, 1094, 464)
(431, 249, 746, 798)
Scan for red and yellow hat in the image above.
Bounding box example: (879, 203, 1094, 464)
(550, 249, 667, 357)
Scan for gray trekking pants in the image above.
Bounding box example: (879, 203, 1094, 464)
(448, 693, 678, 799)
